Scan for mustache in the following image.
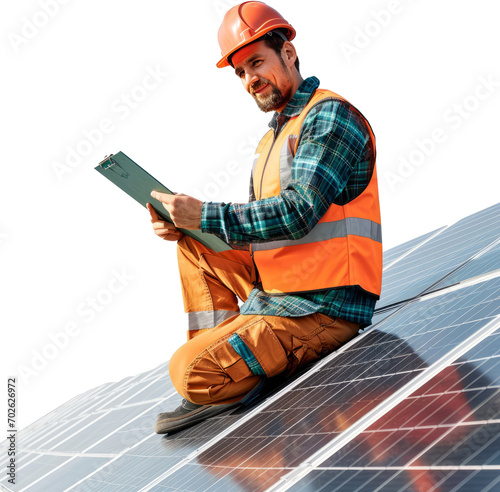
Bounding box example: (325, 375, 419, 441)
(250, 79, 271, 95)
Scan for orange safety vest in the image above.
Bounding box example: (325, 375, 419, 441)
(250, 88, 382, 297)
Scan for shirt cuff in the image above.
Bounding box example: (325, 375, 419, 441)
(201, 201, 250, 248)
(201, 201, 222, 234)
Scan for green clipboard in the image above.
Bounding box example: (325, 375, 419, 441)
(94, 151, 233, 252)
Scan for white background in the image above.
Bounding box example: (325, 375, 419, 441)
(2, 0, 499, 431)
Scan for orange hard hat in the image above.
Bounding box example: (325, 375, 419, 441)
(216, 1, 296, 68)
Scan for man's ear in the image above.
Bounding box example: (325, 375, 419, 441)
(281, 41, 297, 69)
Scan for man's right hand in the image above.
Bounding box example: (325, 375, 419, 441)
(147, 203, 184, 242)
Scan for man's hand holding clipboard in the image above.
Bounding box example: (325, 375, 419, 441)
(148, 191, 203, 231)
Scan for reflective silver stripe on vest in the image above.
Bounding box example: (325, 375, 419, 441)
(187, 310, 239, 331)
(252, 153, 260, 173)
(279, 135, 297, 191)
(251, 217, 382, 252)
(250, 153, 260, 200)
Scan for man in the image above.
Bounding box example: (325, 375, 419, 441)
(148, 1, 382, 434)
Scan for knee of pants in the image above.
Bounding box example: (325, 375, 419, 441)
(169, 342, 195, 400)
(169, 343, 262, 405)
(168, 318, 243, 400)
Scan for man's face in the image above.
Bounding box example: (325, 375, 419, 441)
(232, 40, 294, 113)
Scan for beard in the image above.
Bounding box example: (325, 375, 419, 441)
(250, 78, 291, 113)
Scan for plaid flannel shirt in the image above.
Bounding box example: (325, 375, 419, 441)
(201, 76, 379, 327)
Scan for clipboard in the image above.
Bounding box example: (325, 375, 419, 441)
(94, 151, 233, 253)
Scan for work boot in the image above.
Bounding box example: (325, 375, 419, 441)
(155, 398, 241, 434)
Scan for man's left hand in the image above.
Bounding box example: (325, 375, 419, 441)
(150, 191, 203, 230)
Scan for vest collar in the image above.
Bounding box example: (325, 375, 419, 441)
(268, 76, 320, 132)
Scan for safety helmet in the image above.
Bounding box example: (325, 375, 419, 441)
(216, 1, 296, 68)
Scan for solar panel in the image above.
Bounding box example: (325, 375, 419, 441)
(20, 457, 112, 492)
(382, 227, 445, 270)
(369, 306, 401, 327)
(2, 203, 500, 492)
(379, 203, 500, 309)
(286, 328, 500, 491)
(127, 277, 500, 491)
(429, 239, 500, 292)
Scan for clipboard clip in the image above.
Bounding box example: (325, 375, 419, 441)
(98, 154, 129, 178)
(98, 154, 115, 169)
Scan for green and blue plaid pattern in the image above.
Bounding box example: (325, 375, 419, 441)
(201, 77, 378, 327)
(228, 333, 266, 376)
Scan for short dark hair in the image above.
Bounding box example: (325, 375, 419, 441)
(228, 29, 300, 73)
(262, 30, 300, 73)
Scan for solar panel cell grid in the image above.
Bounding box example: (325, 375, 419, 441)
(83, 402, 162, 455)
(19, 457, 112, 492)
(378, 203, 500, 308)
(431, 240, 500, 292)
(382, 227, 445, 269)
(0, 454, 71, 490)
(3, 204, 500, 492)
(289, 469, 500, 492)
(103, 375, 172, 408)
(284, 311, 500, 491)
(142, 278, 500, 491)
(370, 306, 401, 326)
(33, 413, 108, 450)
(49, 404, 152, 453)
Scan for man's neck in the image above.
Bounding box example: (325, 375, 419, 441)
(276, 72, 304, 114)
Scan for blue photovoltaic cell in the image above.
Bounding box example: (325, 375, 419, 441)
(148, 276, 500, 491)
(0, 422, 60, 461)
(378, 203, 500, 308)
(382, 227, 445, 269)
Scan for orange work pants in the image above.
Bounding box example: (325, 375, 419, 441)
(169, 235, 360, 406)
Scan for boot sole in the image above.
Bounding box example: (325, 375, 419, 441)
(155, 402, 241, 434)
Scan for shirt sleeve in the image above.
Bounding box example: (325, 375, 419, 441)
(201, 100, 372, 245)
